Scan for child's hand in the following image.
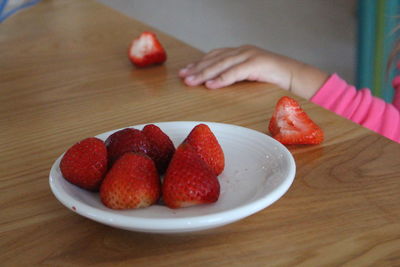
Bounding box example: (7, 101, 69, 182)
(179, 45, 329, 100)
(179, 45, 293, 90)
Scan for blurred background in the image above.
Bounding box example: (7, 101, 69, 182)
(97, 0, 357, 84)
(3, 0, 398, 101)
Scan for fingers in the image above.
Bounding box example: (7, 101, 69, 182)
(204, 60, 255, 89)
(184, 53, 251, 86)
(179, 48, 233, 78)
(178, 45, 299, 92)
(180, 47, 256, 87)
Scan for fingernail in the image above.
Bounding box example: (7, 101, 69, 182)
(185, 76, 197, 85)
(186, 75, 195, 81)
(179, 68, 188, 76)
(205, 80, 214, 86)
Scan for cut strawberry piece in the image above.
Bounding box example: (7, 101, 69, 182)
(183, 124, 225, 175)
(60, 137, 108, 191)
(162, 143, 220, 209)
(128, 32, 167, 67)
(100, 152, 160, 209)
(142, 124, 175, 174)
(105, 128, 153, 166)
(269, 96, 324, 145)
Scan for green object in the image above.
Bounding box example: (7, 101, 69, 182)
(357, 0, 376, 93)
(357, 0, 400, 102)
(373, 0, 386, 98)
(382, 0, 399, 101)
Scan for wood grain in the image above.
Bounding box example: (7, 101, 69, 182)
(1, 0, 399, 266)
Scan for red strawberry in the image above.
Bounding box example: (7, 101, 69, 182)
(105, 128, 153, 166)
(128, 32, 167, 67)
(269, 96, 324, 145)
(100, 152, 160, 209)
(142, 124, 175, 174)
(60, 137, 108, 191)
(184, 124, 225, 175)
(163, 143, 220, 209)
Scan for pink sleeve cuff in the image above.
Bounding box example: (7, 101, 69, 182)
(310, 73, 400, 143)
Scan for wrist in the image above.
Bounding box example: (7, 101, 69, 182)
(290, 62, 329, 100)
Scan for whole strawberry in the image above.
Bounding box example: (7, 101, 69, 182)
(60, 137, 108, 191)
(269, 96, 324, 145)
(142, 124, 175, 174)
(105, 128, 153, 166)
(163, 143, 220, 209)
(100, 152, 160, 209)
(184, 124, 225, 175)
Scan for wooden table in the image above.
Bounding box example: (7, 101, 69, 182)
(1, 0, 399, 265)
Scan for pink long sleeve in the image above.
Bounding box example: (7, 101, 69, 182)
(310, 73, 400, 143)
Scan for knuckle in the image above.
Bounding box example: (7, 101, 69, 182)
(219, 71, 233, 82)
(210, 48, 223, 53)
(240, 44, 256, 51)
(194, 60, 212, 72)
(207, 47, 226, 56)
(198, 67, 213, 79)
(236, 45, 257, 57)
(218, 55, 236, 65)
(240, 44, 251, 49)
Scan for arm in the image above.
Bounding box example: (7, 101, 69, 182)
(311, 74, 400, 143)
(179, 45, 328, 100)
(179, 46, 400, 143)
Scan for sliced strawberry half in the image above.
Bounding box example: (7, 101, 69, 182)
(269, 96, 324, 145)
(128, 32, 167, 67)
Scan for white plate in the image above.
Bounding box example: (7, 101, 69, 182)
(49, 121, 296, 233)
